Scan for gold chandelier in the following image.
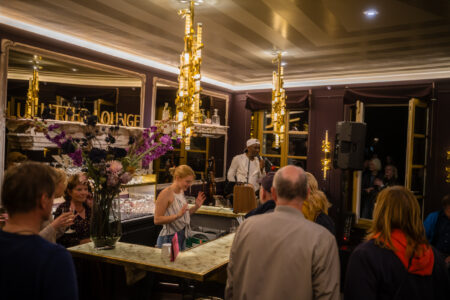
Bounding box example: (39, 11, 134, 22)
(271, 52, 286, 149)
(25, 55, 41, 118)
(175, 0, 203, 150)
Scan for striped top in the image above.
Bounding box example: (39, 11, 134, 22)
(158, 191, 191, 238)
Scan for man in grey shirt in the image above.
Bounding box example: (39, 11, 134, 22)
(225, 165, 340, 300)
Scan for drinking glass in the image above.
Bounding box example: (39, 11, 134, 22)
(64, 207, 76, 234)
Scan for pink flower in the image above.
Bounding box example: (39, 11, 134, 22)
(108, 160, 123, 174)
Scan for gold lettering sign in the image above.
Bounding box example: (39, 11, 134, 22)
(7, 100, 140, 127)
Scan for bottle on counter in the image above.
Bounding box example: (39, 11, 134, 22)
(212, 108, 220, 125)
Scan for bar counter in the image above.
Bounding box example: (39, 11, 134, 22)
(191, 204, 245, 218)
(68, 233, 235, 281)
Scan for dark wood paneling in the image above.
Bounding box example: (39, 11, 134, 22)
(226, 93, 252, 169)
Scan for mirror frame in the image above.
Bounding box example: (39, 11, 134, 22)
(0, 39, 147, 193)
(152, 77, 229, 181)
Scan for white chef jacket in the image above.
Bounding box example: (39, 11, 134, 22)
(227, 153, 265, 191)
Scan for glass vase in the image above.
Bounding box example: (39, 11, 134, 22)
(90, 194, 122, 250)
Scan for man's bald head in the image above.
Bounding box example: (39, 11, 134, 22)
(273, 165, 308, 202)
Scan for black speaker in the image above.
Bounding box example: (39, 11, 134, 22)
(334, 121, 366, 170)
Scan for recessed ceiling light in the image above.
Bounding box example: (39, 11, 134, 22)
(72, 68, 78, 72)
(281, 62, 287, 66)
(363, 9, 378, 18)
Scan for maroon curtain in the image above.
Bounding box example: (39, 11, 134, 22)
(245, 90, 309, 111)
(343, 84, 432, 104)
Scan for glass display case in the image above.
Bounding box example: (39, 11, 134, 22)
(120, 174, 156, 222)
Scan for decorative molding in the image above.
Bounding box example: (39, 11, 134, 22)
(6, 119, 144, 151)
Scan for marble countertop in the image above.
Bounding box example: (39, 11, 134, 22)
(68, 233, 235, 281)
(191, 204, 245, 218)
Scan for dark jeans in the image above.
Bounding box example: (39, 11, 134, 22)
(156, 228, 186, 251)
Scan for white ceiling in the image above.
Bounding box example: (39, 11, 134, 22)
(1, 0, 450, 90)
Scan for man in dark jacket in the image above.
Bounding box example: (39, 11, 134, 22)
(245, 172, 275, 218)
(0, 162, 78, 300)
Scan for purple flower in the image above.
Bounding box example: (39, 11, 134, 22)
(160, 135, 171, 145)
(48, 124, 60, 131)
(150, 126, 157, 132)
(68, 149, 83, 166)
(142, 155, 151, 168)
(61, 140, 76, 154)
(119, 172, 133, 184)
(88, 148, 107, 163)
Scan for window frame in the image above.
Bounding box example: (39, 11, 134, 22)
(254, 108, 309, 169)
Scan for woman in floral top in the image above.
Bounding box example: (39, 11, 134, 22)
(54, 173, 91, 248)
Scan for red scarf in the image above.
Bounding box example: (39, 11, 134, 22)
(372, 229, 434, 275)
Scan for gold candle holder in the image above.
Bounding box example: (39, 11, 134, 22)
(321, 130, 331, 180)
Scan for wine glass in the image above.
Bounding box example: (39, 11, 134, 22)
(64, 207, 76, 234)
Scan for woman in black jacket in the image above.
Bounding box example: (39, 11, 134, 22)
(345, 186, 450, 300)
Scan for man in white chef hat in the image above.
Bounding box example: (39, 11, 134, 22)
(227, 138, 265, 193)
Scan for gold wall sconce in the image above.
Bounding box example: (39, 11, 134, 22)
(321, 130, 331, 180)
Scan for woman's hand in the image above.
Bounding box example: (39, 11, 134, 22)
(51, 211, 74, 230)
(195, 192, 206, 208)
(177, 203, 189, 219)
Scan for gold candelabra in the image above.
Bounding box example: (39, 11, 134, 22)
(175, 0, 203, 150)
(271, 52, 286, 149)
(321, 130, 331, 180)
(25, 55, 41, 118)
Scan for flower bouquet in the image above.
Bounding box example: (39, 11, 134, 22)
(33, 116, 178, 249)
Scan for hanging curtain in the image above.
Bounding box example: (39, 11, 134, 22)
(343, 83, 432, 104)
(245, 90, 309, 111)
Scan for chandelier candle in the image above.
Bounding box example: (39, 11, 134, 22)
(175, 0, 203, 150)
(271, 52, 286, 149)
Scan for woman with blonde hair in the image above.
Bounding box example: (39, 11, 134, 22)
(155, 165, 205, 251)
(302, 172, 335, 235)
(345, 186, 450, 300)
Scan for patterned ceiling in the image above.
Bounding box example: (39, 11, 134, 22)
(1, 0, 450, 89)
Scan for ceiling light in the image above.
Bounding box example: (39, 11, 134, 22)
(281, 62, 287, 66)
(363, 9, 378, 18)
(72, 68, 78, 72)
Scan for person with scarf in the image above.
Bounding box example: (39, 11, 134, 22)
(345, 186, 450, 300)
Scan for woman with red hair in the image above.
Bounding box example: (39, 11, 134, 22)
(345, 186, 450, 300)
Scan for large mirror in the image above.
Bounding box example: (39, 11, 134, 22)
(151, 78, 229, 185)
(0, 40, 146, 172)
